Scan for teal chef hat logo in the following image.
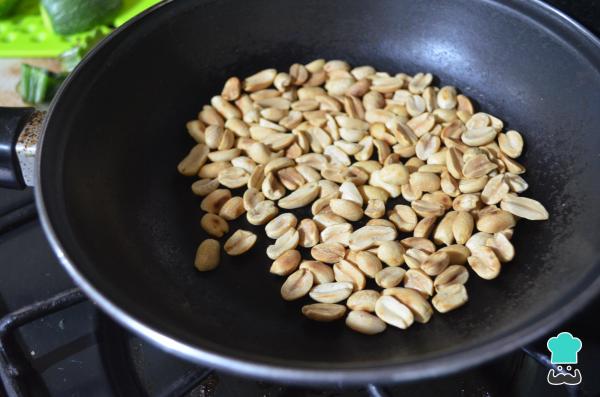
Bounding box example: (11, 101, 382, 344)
(547, 332, 582, 364)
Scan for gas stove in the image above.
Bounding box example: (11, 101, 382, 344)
(0, 1, 598, 396)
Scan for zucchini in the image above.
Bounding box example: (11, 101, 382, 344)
(41, 0, 122, 35)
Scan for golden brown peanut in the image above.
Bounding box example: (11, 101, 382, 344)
(504, 173, 528, 193)
(265, 213, 298, 239)
(270, 250, 302, 276)
(485, 233, 515, 262)
(476, 209, 516, 233)
(440, 171, 461, 197)
(358, 185, 390, 203)
(379, 163, 409, 185)
(262, 172, 285, 200)
(421, 251, 450, 276)
(247, 164, 265, 190)
(231, 156, 256, 173)
(242, 188, 264, 211)
(278, 182, 320, 209)
(403, 248, 429, 269)
(481, 174, 509, 205)
(466, 231, 493, 252)
(200, 213, 229, 238)
(339, 181, 363, 205)
(186, 120, 205, 143)
(423, 191, 453, 209)
(375, 296, 414, 329)
(456, 94, 474, 115)
(311, 195, 335, 216)
(264, 157, 295, 175)
(409, 72, 433, 94)
(462, 154, 497, 178)
(388, 205, 418, 232)
(403, 269, 434, 296)
(401, 237, 436, 254)
(365, 199, 385, 218)
(267, 228, 299, 259)
(244, 68, 277, 92)
(178, 144, 209, 176)
(281, 269, 314, 301)
(201, 189, 232, 214)
(446, 147, 464, 179)
(320, 223, 353, 246)
(311, 242, 346, 264)
(371, 170, 402, 197)
(409, 172, 441, 192)
(217, 167, 249, 189)
(415, 133, 441, 160)
(354, 251, 383, 278)
(300, 260, 335, 284)
(247, 142, 272, 164)
(349, 225, 397, 251)
(329, 199, 364, 221)
(295, 165, 321, 184)
(461, 126, 497, 146)
(500, 153, 525, 174)
(346, 310, 387, 334)
(198, 161, 231, 179)
(438, 244, 470, 265)
(383, 287, 433, 323)
(309, 282, 353, 303)
(313, 213, 346, 230)
(432, 284, 468, 313)
(414, 216, 437, 238)
(211, 95, 241, 119)
(333, 259, 366, 290)
(194, 239, 220, 272)
(468, 246, 501, 279)
(302, 303, 346, 322)
(273, 72, 292, 92)
(375, 267, 406, 289)
(191, 178, 220, 196)
(452, 211, 474, 245)
(434, 265, 469, 292)
(297, 218, 320, 247)
(453, 193, 482, 212)
(411, 199, 445, 217)
(377, 241, 406, 267)
(498, 130, 524, 158)
(199, 105, 224, 127)
(437, 85, 457, 109)
(500, 195, 549, 220)
(246, 200, 278, 225)
(224, 230, 257, 256)
(347, 290, 380, 312)
(218, 196, 245, 220)
(459, 176, 488, 194)
(433, 210, 458, 246)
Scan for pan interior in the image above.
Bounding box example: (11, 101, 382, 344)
(39, 0, 600, 377)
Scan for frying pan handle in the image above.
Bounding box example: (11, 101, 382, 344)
(0, 107, 44, 189)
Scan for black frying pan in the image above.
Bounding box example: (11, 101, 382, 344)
(1, 0, 599, 387)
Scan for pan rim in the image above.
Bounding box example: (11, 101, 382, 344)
(35, 0, 600, 385)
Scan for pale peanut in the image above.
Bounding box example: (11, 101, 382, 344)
(194, 239, 220, 272)
(302, 303, 346, 322)
(270, 250, 302, 276)
(347, 290, 380, 312)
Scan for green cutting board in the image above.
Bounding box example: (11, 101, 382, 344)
(0, 0, 161, 57)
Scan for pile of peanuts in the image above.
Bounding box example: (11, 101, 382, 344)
(178, 59, 549, 335)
